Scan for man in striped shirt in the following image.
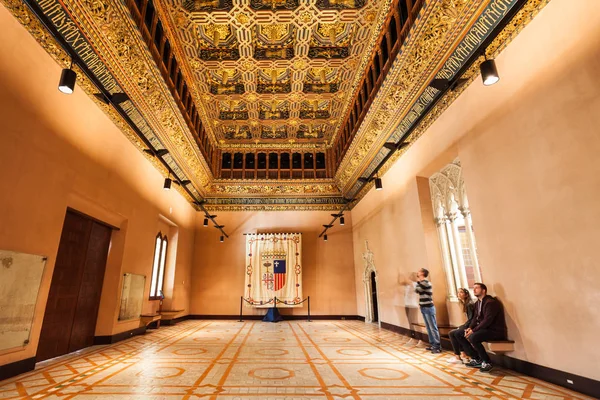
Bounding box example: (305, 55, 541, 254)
(415, 268, 441, 353)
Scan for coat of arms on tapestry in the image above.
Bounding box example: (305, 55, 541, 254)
(244, 233, 302, 308)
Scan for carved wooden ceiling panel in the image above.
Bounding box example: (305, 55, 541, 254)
(0, 0, 549, 210)
(157, 0, 387, 149)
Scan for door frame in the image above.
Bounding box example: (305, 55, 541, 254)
(362, 240, 381, 326)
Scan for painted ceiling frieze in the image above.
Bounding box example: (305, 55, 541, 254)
(334, 0, 545, 196)
(1, 0, 548, 211)
(12, 0, 215, 197)
(0, 0, 212, 202)
(350, 0, 550, 202)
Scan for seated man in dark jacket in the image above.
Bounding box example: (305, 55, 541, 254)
(454, 283, 507, 372)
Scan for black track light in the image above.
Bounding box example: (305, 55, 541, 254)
(203, 218, 209, 227)
(324, 234, 328, 241)
(220, 235, 224, 242)
(480, 59, 499, 86)
(375, 177, 383, 191)
(164, 177, 172, 190)
(58, 61, 77, 94)
(340, 216, 345, 226)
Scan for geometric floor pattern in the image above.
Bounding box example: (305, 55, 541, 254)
(0, 320, 593, 399)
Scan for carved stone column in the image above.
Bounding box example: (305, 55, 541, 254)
(435, 216, 457, 300)
(460, 207, 482, 283)
(446, 212, 469, 289)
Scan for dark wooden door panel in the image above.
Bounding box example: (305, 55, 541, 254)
(37, 211, 111, 362)
(37, 211, 91, 362)
(69, 222, 111, 352)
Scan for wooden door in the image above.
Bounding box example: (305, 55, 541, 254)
(69, 222, 111, 352)
(37, 210, 111, 362)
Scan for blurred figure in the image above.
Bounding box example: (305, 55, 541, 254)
(399, 272, 419, 334)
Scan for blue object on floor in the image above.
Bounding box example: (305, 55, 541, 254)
(263, 307, 283, 322)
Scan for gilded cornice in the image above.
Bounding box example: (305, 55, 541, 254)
(205, 204, 346, 211)
(1, 0, 549, 212)
(58, 0, 215, 193)
(209, 180, 341, 196)
(335, 0, 488, 192)
(217, 142, 329, 151)
(350, 0, 551, 203)
(0, 0, 201, 205)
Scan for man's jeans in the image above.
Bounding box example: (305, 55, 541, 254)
(420, 306, 441, 350)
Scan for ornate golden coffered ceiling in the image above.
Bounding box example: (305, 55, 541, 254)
(0, 0, 549, 210)
(158, 0, 387, 149)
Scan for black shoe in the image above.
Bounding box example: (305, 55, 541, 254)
(466, 359, 482, 368)
(425, 346, 433, 350)
(479, 362, 494, 372)
(431, 348, 442, 354)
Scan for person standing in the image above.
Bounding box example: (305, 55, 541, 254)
(415, 268, 441, 353)
(455, 283, 508, 372)
(399, 272, 420, 334)
(447, 288, 475, 364)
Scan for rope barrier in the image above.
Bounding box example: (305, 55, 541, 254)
(274, 297, 308, 305)
(239, 295, 311, 322)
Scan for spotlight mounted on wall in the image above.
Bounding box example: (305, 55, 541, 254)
(340, 216, 345, 226)
(164, 172, 172, 190)
(220, 235, 224, 242)
(375, 177, 383, 191)
(58, 60, 77, 94)
(480, 57, 499, 86)
(324, 234, 328, 241)
(203, 218, 209, 227)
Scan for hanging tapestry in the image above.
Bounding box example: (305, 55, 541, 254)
(244, 233, 302, 308)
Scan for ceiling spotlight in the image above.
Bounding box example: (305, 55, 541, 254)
(480, 59, 499, 86)
(324, 234, 328, 241)
(220, 235, 224, 242)
(375, 177, 383, 191)
(58, 61, 77, 94)
(203, 218, 208, 227)
(340, 216, 345, 226)
(164, 174, 172, 191)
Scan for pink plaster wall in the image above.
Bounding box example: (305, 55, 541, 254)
(351, 0, 600, 380)
(190, 211, 356, 317)
(0, 5, 195, 366)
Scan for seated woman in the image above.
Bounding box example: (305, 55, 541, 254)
(446, 288, 475, 364)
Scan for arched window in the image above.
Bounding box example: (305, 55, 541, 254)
(429, 159, 482, 300)
(150, 232, 168, 300)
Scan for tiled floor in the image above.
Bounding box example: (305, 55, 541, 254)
(0, 320, 593, 399)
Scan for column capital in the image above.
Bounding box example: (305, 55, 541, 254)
(445, 212, 459, 222)
(459, 206, 471, 218)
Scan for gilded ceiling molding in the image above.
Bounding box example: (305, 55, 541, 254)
(335, 0, 489, 192)
(350, 0, 551, 203)
(205, 204, 346, 211)
(218, 143, 329, 151)
(157, 0, 392, 148)
(59, 0, 214, 193)
(0, 0, 200, 205)
(208, 180, 341, 196)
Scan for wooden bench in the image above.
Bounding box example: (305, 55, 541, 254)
(139, 314, 162, 329)
(483, 340, 515, 355)
(414, 323, 456, 337)
(159, 309, 185, 326)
